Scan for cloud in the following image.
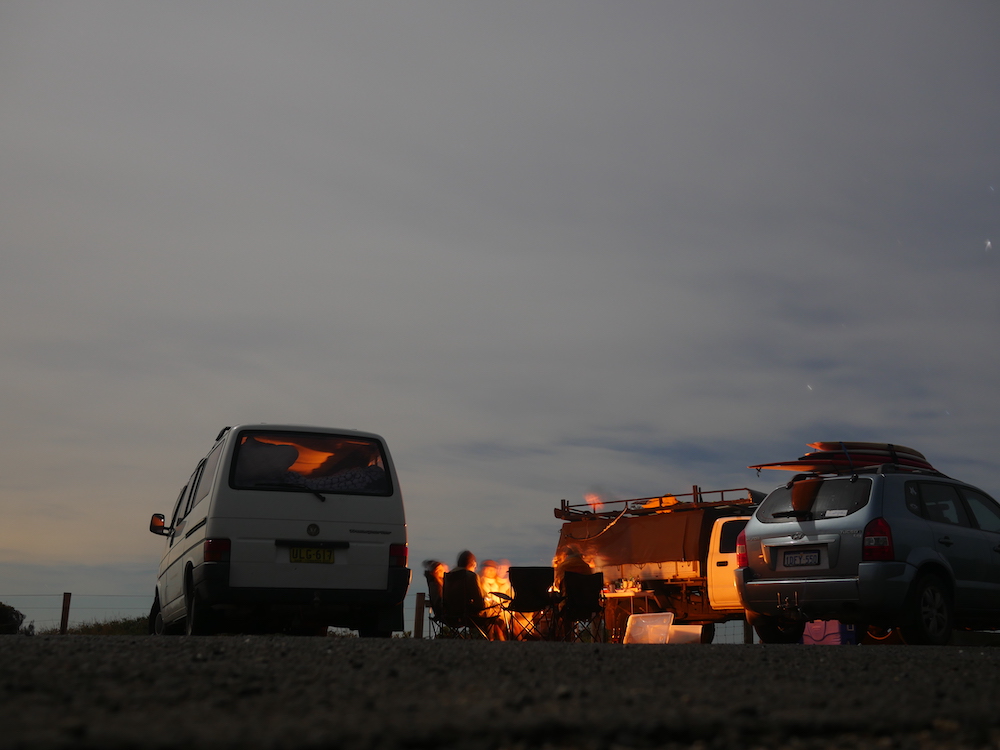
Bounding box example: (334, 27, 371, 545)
(1, 2, 999, 604)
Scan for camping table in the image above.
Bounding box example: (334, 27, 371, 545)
(602, 590, 656, 643)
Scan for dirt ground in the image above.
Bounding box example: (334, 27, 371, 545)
(2, 635, 999, 750)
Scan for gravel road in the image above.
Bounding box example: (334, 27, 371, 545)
(2, 635, 999, 750)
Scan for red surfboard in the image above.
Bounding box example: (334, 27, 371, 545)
(750, 441, 935, 473)
(799, 451, 934, 471)
(805, 442, 927, 460)
(748, 460, 876, 473)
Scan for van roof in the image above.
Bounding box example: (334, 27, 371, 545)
(217, 424, 388, 443)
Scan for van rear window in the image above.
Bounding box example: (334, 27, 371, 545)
(231, 431, 392, 497)
(757, 478, 872, 523)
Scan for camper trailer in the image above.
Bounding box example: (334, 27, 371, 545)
(554, 486, 764, 641)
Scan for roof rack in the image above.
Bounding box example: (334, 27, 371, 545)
(797, 463, 950, 479)
(554, 486, 761, 521)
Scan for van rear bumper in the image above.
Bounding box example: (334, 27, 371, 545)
(192, 562, 411, 629)
(735, 562, 915, 623)
(194, 562, 410, 603)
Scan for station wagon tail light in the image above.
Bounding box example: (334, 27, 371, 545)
(389, 543, 408, 567)
(736, 529, 748, 568)
(862, 518, 894, 561)
(204, 538, 231, 563)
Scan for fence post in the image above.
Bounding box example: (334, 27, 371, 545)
(59, 593, 72, 635)
(413, 592, 425, 639)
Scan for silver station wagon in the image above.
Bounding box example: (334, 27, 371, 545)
(736, 447, 1000, 645)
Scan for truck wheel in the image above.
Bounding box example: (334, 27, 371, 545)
(747, 611, 804, 644)
(700, 623, 716, 644)
(899, 574, 953, 645)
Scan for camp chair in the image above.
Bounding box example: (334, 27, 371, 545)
(423, 570, 446, 638)
(440, 570, 497, 640)
(556, 571, 606, 642)
(503, 566, 556, 641)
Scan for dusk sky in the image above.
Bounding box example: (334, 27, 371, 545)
(2, 2, 998, 629)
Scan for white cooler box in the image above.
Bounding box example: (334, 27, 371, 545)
(623, 612, 675, 644)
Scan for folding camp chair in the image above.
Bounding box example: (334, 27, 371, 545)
(424, 569, 447, 638)
(440, 569, 500, 640)
(556, 571, 605, 642)
(504, 566, 556, 641)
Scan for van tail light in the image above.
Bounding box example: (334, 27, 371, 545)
(204, 538, 231, 563)
(389, 543, 408, 567)
(736, 529, 748, 568)
(862, 518, 894, 561)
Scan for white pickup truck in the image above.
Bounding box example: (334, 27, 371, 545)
(553, 486, 765, 641)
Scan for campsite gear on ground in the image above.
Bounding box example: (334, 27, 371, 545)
(623, 612, 675, 644)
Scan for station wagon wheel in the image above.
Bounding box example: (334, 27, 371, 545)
(747, 611, 805, 644)
(899, 574, 953, 646)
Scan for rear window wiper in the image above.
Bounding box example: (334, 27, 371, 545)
(771, 509, 812, 520)
(252, 482, 327, 502)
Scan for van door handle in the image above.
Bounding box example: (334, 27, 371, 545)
(938, 536, 954, 547)
(993, 544, 1000, 554)
(716, 561, 728, 567)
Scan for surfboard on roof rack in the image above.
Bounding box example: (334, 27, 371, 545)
(799, 451, 934, 471)
(748, 442, 936, 473)
(805, 442, 926, 460)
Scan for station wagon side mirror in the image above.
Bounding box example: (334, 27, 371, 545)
(149, 513, 170, 536)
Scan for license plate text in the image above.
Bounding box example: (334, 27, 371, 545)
(783, 549, 820, 567)
(290, 547, 335, 564)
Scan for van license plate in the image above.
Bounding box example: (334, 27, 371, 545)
(783, 550, 820, 567)
(290, 547, 335, 564)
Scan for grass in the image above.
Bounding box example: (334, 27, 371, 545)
(37, 615, 149, 636)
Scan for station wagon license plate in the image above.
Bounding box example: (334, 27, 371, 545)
(290, 547, 335, 564)
(783, 549, 820, 567)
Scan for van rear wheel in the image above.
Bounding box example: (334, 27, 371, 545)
(184, 585, 216, 636)
(148, 593, 164, 635)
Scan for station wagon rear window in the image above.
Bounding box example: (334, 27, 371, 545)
(757, 478, 872, 523)
(231, 431, 391, 497)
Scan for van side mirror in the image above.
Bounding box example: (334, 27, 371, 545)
(149, 513, 170, 536)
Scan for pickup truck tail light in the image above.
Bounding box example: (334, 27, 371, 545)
(204, 538, 231, 563)
(862, 518, 894, 561)
(736, 529, 748, 568)
(389, 543, 408, 567)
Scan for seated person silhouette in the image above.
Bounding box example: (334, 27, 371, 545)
(423, 559, 448, 618)
(442, 550, 505, 640)
(554, 546, 593, 593)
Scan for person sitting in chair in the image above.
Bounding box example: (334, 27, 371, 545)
(553, 546, 593, 594)
(442, 550, 506, 640)
(423, 559, 448, 618)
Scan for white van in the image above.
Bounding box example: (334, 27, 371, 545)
(148, 424, 409, 636)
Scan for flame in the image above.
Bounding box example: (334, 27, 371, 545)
(584, 492, 604, 512)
